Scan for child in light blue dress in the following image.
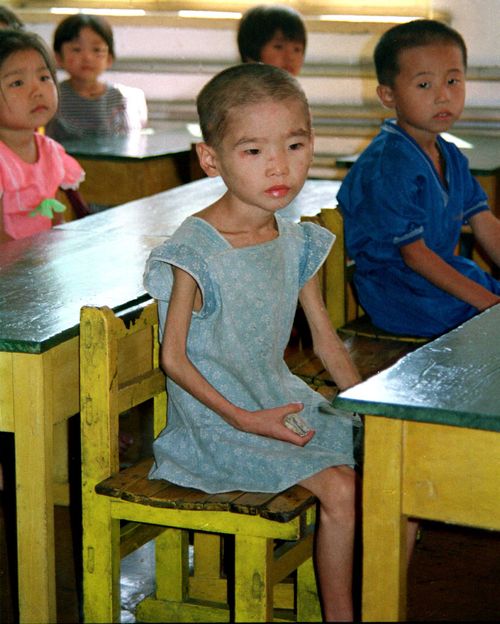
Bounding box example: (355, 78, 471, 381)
(144, 63, 362, 621)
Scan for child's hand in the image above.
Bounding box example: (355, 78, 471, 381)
(242, 402, 315, 446)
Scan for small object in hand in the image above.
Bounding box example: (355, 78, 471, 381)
(284, 413, 312, 436)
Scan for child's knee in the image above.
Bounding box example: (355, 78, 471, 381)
(319, 465, 356, 517)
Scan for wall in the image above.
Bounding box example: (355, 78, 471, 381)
(19, 0, 500, 156)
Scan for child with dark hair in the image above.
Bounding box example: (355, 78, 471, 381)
(338, 19, 500, 338)
(45, 13, 147, 141)
(237, 4, 306, 76)
(0, 29, 84, 240)
(0, 5, 24, 29)
(144, 63, 362, 621)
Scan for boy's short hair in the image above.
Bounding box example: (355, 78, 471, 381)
(374, 19, 467, 86)
(0, 29, 57, 84)
(53, 13, 115, 58)
(197, 63, 310, 148)
(237, 4, 306, 63)
(0, 6, 24, 29)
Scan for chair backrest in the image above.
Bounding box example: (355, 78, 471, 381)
(80, 301, 167, 487)
(301, 207, 356, 329)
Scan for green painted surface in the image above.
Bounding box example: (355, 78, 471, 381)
(0, 177, 341, 354)
(335, 306, 500, 432)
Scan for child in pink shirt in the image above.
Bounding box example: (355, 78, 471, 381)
(0, 29, 84, 242)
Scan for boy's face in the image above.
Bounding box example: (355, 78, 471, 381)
(56, 26, 112, 82)
(377, 43, 465, 145)
(199, 97, 313, 216)
(260, 30, 305, 76)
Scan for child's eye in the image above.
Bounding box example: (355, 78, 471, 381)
(40, 73, 53, 82)
(448, 78, 461, 85)
(9, 79, 23, 88)
(289, 142, 304, 151)
(245, 148, 260, 155)
(417, 81, 430, 89)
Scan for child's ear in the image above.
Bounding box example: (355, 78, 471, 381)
(376, 84, 396, 109)
(196, 142, 220, 178)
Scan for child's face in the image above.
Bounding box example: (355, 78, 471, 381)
(56, 26, 112, 82)
(202, 97, 313, 216)
(377, 43, 465, 144)
(0, 49, 57, 130)
(260, 30, 305, 76)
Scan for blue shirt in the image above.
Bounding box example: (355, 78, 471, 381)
(337, 120, 500, 337)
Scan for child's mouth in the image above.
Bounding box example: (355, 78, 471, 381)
(265, 185, 290, 198)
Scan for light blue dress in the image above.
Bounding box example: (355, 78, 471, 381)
(143, 215, 358, 493)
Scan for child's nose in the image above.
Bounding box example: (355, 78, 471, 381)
(436, 83, 451, 102)
(268, 151, 289, 175)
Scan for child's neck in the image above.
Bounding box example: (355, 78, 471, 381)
(0, 128, 38, 164)
(69, 77, 106, 99)
(197, 194, 279, 249)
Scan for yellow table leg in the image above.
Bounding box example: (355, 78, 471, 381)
(362, 416, 408, 622)
(13, 352, 56, 623)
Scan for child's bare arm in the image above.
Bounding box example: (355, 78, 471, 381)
(468, 210, 500, 267)
(162, 266, 314, 445)
(400, 239, 500, 311)
(299, 274, 361, 391)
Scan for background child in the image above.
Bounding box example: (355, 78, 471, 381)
(45, 13, 147, 141)
(338, 19, 500, 338)
(0, 6, 24, 29)
(237, 4, 306, 76)
(0, 29, 84, 241)
(144, 63, 362, 621)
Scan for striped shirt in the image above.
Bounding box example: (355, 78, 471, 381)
(46, 80, 148, 141)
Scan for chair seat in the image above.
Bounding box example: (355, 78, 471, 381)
(97, 457, 317, 523)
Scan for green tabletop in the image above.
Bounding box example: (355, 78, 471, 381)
(335, 305, 500, 432)
(58, 176, 340, 236)
(0, 177, 340, 354)
(58, 126, 194, 162)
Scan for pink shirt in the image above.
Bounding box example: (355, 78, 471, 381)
(0, 133, 84, 239)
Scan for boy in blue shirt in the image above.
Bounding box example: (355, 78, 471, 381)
(338, 19, 500, 338)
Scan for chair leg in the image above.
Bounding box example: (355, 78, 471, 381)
(234, 535, 273, 622)
(190, 532, 227, 602)
(297, 556, 322, 622)
(82, 501, 121, 623)
(155, 528, 189, 601)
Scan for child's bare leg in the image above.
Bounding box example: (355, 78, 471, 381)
(300, 465, 356, 622)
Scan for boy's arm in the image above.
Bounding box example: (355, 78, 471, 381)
(299, 274, 361, 391)
(468, 210, 500, 267)
(162, 266, 313, 445)
(400, 239, 500, 311)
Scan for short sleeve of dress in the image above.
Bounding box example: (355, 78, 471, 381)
(297, 221, 335, 288)
(143, 239, 217, 319)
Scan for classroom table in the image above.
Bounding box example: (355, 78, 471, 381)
(59, 125, 195, 207)
(0, 175, 340, 623)
(335, 132, 500, 217)
(334, 305, 500, 622)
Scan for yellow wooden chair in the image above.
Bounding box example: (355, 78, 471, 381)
(80, 301, 321, 623)
(304, 208, 428, 344)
